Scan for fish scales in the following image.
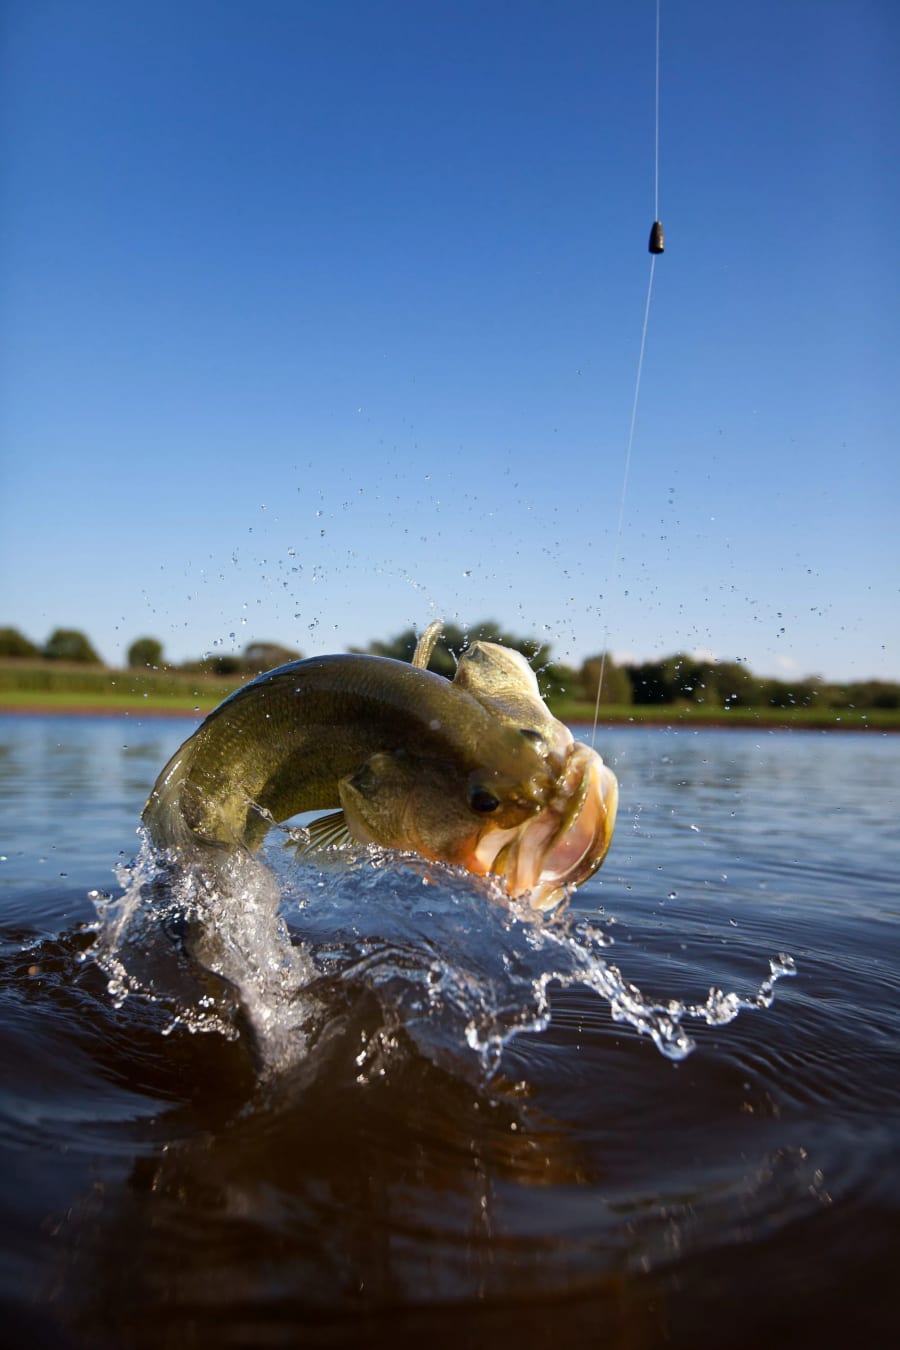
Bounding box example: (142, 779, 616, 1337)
(143, 642, 618, 910)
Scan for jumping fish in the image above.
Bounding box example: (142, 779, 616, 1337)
(143, 626, 617, 909)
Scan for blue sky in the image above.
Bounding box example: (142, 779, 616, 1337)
(2, 0, 897, 681)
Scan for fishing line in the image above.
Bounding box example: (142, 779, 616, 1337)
(591, 0, 664, 747)
(653, 0, 660, 223)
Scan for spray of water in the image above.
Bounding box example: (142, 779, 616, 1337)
(91, 831, 795, 1081)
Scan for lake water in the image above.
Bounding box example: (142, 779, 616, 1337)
(1, 713, 898, 1348)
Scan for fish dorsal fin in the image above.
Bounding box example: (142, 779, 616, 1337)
(288, 810, 355, 857)
(411, 619, 443, 669)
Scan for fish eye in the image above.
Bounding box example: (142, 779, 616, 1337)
(519, 728, 545, 749)
(349, 762, 378, 797)
(469, 786, 501, 814)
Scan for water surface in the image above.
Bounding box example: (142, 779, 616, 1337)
(1, 714, 898, 1348)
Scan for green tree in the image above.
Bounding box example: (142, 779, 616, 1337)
(43, 628, 102, 664)
(626, 653, 728, 704)
(579, 654, 632, 706)
(127, 636, 163, 669)
(363, 619, 546, 680)
(193, 654, 243, 676)
(660, 653, 702, 700)
(692, 658, 756, 707)
(750, 674, 826, 709)
(852, 680, 900, 710)
(536, 661, 579, 701)
(0, 626, 40, 658)
(625, 657, 681, 703)
(242, 641, 302, 672)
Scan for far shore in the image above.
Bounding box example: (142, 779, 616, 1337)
(2, 694, 896, 732)
(0, 701, 204, 719)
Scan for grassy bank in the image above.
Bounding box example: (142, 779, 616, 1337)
(549, 698, 900, 731)
(1, 661, 897, 730)
(0, 661, 243, 716)
(0, 689, 218, 715)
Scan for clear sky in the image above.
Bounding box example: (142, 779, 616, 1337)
(2, 0, 897, 681)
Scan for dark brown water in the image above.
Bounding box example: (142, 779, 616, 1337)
(1, 715, 898, 1348)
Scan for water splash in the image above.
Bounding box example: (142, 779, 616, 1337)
(92, 832, 796, 1078)
(92, 838, 320, 1053)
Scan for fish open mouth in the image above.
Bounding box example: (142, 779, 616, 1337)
(474, 742, 618, 910)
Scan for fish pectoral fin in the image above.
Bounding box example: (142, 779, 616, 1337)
(286, 810, 356, 857)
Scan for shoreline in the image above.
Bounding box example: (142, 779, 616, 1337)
(1, 701, 895, 732)
(0, 702, 206, 719)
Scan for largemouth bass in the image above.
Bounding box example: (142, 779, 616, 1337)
(143, 631, 617, 909)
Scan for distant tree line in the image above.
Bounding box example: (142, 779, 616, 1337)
(178, 641, 304, 677)
(359, 623, 900, 712)
(618, 652, 900, 712)
(0, 627, 103, 664)
(355, 619, 549, 681)
(1, 622, 897, 711)
(0, 627, 302, 677)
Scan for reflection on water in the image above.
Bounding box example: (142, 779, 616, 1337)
(1, 715, 899, 1347)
